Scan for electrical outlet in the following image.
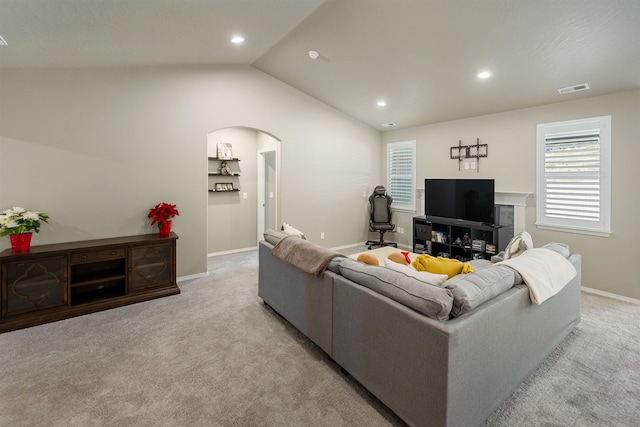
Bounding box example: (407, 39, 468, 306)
(398, 227, 404, 234)
(321, 232, 325, 239)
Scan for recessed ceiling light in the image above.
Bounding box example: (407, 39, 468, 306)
(381, 122, 396, 127)
(308, 50, 319, 59)
(477, 71, 493, 79)
(377, 101, 387, 107)
(231, 36, 245, 44)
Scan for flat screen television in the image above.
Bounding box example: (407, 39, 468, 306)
(425, 178, 495, 225)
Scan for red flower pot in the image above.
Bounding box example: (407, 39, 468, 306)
(10, 232, 33, 253)
(159, 221, 172, 237)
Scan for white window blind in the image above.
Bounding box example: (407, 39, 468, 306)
(387, 141, 416, 211)
(536, 116, 611, 236)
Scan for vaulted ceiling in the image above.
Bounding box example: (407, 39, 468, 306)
(1, 0, 639, 131)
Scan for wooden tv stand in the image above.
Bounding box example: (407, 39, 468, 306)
(0, 232, 180, 333)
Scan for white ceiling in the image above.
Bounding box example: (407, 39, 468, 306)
(1, 0, 639, 131)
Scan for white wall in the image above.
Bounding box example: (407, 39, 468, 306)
(0, 66, 382, 277)
(383, 90, 640, 299)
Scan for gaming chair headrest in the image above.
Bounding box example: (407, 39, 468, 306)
(373, 186, 387, 197)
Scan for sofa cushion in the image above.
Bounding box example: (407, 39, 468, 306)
(338, 258, 453, 321)
(263, 229, 292, 246)
(542, 242, 570, 258)
(444, 265, 516, 317)
(383, 258, 448, 287)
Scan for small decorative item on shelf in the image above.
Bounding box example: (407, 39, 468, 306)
(0, 206, 50, 253)
(471, 239, 486, 252)
(217, 142, 233, 160)
(148, 202, 179, 237)
(218, 161, 232, 176)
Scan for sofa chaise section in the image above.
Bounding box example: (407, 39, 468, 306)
(332, 254, 581, 427)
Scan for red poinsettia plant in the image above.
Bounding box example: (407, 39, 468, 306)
(148, 202, 180, 228)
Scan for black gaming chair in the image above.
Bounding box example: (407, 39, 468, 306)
(365, 186, 398, 250)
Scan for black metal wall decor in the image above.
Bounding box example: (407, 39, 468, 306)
(450, 138, 488, 171)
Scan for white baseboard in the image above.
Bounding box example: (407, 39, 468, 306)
(177, 272, 209, 283)
(208, 246, 257, 257)
(581, 286, 640, 305)
(331, 242, 365, 251)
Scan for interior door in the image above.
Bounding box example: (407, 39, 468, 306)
(258, 149, 277, 241)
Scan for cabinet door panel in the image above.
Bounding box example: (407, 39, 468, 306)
(3, 256, 68, 317)
(129, 244, 173, 291)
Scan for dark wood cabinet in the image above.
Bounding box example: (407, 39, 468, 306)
(0, 233, 179, 333)
(129, 243, 174, 291)
(2, 255, 68, 317)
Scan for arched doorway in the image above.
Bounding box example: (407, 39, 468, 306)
(206, 127, 280, 255)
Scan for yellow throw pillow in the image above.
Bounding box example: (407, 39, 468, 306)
(412, 254, 473, 278)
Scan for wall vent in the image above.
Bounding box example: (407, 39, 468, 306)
(557, 83, 590, 94)
(381, 122, 396, 127)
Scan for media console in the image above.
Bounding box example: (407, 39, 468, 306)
(413, 216, 511, 261)
(0, 233, 179, 333)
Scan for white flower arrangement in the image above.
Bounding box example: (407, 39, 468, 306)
(0, 207, 49, 237)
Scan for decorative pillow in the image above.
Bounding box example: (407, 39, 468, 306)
(412, 254, 474, 278)
(387, 251, 410, 265)
(263, 229, 290, 246)
(503, 231, 533, 260)
(281, 222, 306, 239)
(444, 265, 516, 317)
(357, 253, 379, 266)
(542, 242, 570, 258)
(491, 251, 505, 263)
(383, 258, 448, 287)
(339, 258, 453, 321)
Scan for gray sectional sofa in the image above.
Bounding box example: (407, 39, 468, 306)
(258, 238, 581, 427)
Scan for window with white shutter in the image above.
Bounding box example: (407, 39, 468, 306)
(387, 140, 416, 211)
(536, 116, 611, 236)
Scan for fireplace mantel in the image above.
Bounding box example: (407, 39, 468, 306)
(496, 191, 533, 234)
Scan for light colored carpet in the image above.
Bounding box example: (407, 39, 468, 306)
(0, 249, 638, 426)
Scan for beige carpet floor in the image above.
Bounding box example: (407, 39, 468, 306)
(0, 248, 638, 426)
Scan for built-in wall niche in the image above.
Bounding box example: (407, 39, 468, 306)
(206, 127, 280, 255)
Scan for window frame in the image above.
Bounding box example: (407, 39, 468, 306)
(386, 140, 416, 212)
(536, 116, 611, 237)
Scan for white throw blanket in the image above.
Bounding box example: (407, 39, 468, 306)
(498, 248, 576, 304)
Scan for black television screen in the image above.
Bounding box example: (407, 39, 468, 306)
(425, 179, 495, 224)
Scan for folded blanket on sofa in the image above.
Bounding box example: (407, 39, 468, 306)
(272, 236, 344, 278)
(498, 247, 576, 304)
